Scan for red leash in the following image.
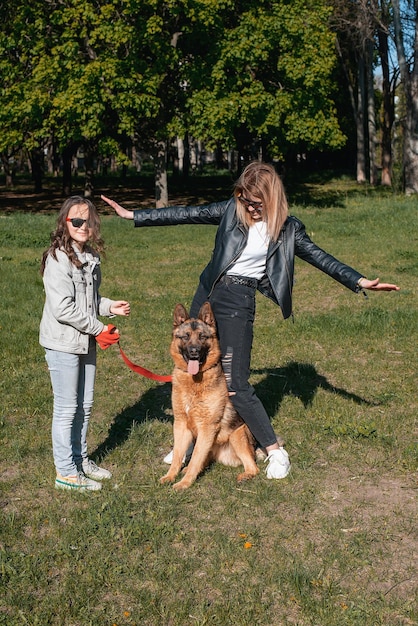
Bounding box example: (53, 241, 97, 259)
(96, 324, 172, 383)
(118, 345, 172, 383)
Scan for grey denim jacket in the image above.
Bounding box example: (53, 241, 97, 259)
(39, 246, 115, 354)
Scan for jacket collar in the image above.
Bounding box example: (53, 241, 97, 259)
(72, 243, 99, 269)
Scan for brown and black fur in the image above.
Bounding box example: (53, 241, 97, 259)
(160, 302, 259, 490)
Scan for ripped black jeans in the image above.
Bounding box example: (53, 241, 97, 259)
(190, 280, 278, 449)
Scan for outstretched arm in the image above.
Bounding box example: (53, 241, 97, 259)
(358, 277, 400, 292)
(101, 194, 231, 227)
(101, 195, 134, 219)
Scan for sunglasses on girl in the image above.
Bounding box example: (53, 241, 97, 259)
(238, 195, 263, 212)
(66, 217, 90, 228)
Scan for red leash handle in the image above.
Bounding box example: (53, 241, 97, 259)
(96, 324, 120, 349)
(118, 345, 172, 383)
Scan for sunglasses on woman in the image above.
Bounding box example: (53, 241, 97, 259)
(238, 195, 263, 212)
(66, 217, 90, 228)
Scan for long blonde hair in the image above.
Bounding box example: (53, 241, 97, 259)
(234, 162, 288, 241)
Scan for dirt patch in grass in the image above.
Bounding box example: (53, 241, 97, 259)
(305, 466, 417, 599)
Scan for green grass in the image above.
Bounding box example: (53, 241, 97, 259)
(0, 175, 417, 626)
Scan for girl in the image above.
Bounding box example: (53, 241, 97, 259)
(101, 162, 399, 480)
(40, 196, 130, 491)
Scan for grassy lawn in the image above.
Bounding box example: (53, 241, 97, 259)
(0, 173, 416, 626)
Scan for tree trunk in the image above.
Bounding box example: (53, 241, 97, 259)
(183, 132, 190, 178)
(377, 22, 394, 186)
(176, 136, 184, 175)
(1, 154, 14, 188)
(30, 148, 44, 193)
(356, 57, 367, 183)
(366, 39, 377, 185)
(155, 140, 168, 207)
(190, 139, 199, 171)
(46, 140, 54, 175)
(62, 145, 74, 196)
(215, 143, 224, 169)
(392, 0, 418, 194)
(404, 83, 418, 195)
(83, 141, 95, 198)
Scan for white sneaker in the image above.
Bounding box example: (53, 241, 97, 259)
(264, 447, 291, 479)
(163, 442, 195, 465)
(255, 436, 285, 462)
(80, 459, 112, 480)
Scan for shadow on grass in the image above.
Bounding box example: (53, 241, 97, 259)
(92, 360, 374, 461)
(92, 382, 172, 461)
(284, 169, 397, 209)
(0, 168, 396, 214)
(252, 361, 374, 417)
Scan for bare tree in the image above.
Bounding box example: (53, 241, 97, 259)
(392, 0, 418, 194)
(332, 0, 377, 184)
(366, 37, 378, 185)
(155, 140, 169, 208)
(376, 0, 396, 186)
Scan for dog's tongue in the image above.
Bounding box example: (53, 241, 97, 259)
(187, 359, 199, 375)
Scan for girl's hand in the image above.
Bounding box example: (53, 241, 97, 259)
(96, 324, 120, 349)
(359, 278, 400, 292)
(101, 195, 134, 219)
(110, 301, 131, 316)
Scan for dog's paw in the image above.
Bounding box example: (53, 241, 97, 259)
(172, 479, 193, 491)
(237, 468, 259, 482)
(160, 474, 176, 485)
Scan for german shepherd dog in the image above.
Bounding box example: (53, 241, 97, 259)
(160, 302, 259, 491)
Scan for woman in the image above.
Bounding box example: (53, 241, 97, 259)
(101, 162, 399, 479)
(40, 196, 130, 491)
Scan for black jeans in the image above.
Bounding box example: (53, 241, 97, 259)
(190, 280, 278, 448)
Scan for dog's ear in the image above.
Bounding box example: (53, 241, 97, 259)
(198, 301, 216, 327)
(173, 304, 189, 327)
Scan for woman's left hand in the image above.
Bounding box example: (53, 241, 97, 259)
(101, 195, 134, 219)
(359, 278, 400, 291)
(110, 301, 131, 316)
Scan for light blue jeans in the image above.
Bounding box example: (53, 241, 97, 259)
(45, 347, 96, 477)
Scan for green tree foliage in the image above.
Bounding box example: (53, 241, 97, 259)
(0, 0, 346, 191)
(0, 0, 48, 156)
(186, 0, 346, 159)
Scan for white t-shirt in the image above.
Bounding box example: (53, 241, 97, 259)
(227, 222, 269, 280)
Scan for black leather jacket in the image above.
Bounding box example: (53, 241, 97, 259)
(133, 198, 363, 319)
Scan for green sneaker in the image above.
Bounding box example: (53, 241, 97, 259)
(80, 459, 112, 480)
(55, 471, 102, 491)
